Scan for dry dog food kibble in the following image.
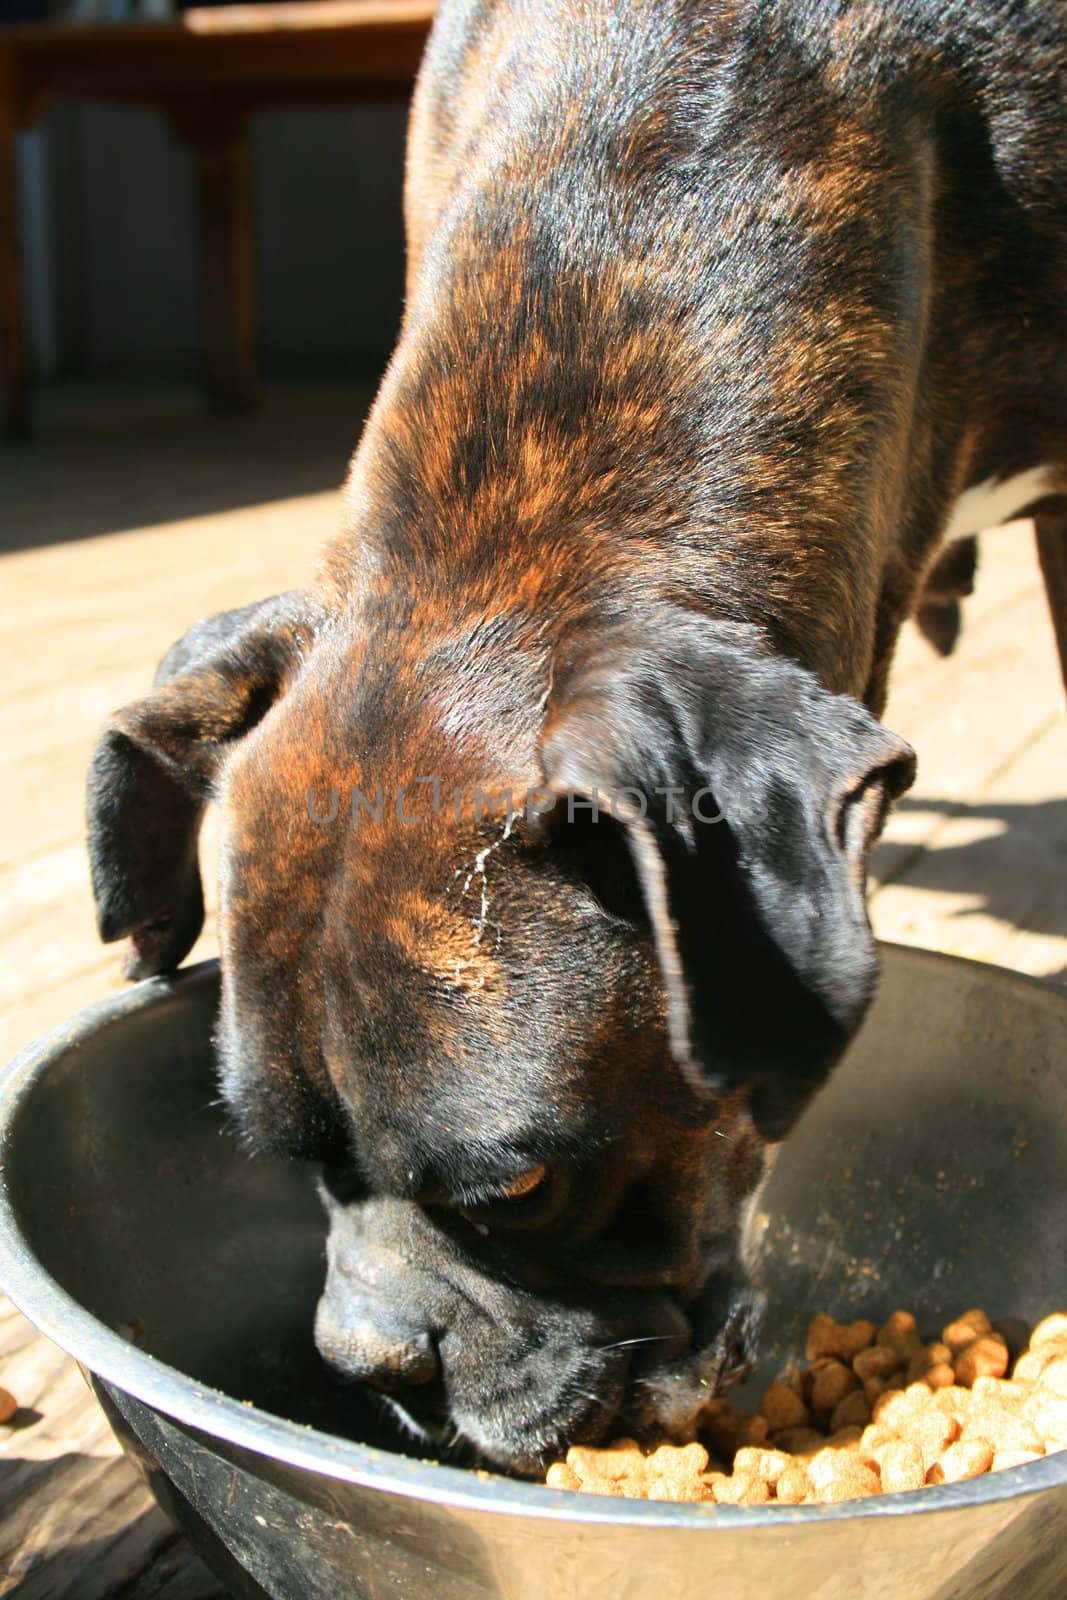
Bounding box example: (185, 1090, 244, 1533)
(543, 1306, 1067, 1505)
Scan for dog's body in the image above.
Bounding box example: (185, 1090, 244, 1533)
(88, 0, 1067, 1473)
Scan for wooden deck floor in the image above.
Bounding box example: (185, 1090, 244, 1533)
(1, 381, 1065, 1595)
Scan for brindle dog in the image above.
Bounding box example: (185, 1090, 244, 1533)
(87, 0, 1067, 1473)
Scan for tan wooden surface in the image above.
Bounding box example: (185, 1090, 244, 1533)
(0, 380, 1065, 1593)
(0, 2, 433, 110)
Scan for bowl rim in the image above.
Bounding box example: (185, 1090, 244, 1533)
(1, 949, 1065, 1530)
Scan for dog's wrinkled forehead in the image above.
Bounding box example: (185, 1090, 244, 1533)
(218, 648, 665, 1176)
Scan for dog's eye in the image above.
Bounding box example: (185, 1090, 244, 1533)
(496, 1165, 548, 1204)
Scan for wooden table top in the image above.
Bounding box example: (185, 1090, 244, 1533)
(0, 2, 435, 121)
(1, 1, 435, 45)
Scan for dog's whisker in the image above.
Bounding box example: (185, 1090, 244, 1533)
(596, 1335, 675, 1352)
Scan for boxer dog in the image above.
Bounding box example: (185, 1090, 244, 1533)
(87, 0, 1067, 1474)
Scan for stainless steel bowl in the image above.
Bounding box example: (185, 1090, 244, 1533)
(0, 947, 1064, 1600)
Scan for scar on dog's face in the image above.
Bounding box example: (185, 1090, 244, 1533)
(87, 592, 913, 1472)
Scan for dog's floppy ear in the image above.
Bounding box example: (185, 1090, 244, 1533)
(541, 610, 915, 1139)
(87, 591, 316, 979)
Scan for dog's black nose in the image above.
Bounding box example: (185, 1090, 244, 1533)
(315, 1304, 441, 1392)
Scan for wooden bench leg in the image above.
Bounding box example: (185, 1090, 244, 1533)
(1034, 508, 1067, 696)
(0, 67, 29, 440)
(172, 107, 258, 415)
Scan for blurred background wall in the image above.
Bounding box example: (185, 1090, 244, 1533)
(20, 97, 408, 379)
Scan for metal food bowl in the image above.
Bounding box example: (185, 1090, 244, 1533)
(0, 947, 1065, 1600)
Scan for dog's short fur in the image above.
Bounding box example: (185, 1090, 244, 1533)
(87, 0, 1067, 1473)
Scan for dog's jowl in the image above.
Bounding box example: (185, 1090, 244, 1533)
(86, 0, 1066, 1472)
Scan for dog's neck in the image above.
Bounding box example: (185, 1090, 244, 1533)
(329, 0, 1067, 709)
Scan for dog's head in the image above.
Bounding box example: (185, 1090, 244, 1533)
(87, 591, 913, 1472)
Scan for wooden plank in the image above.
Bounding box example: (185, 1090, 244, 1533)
(871, 523, 1064, 888)
(182, 1, 436, 35)
(7, 8, 433, 113)
(889, 523, 1052, 689)
(870, 524, 1067, 985)
(871, 711, 1067, 979)
(0, 863, 220, 1062)
(0, 493, 333, 626)
(0, 1299, 224, 1599)
(4, 1, 434, 44)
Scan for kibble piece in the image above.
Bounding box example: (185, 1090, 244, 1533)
(1037, 1358, 1067, 1399)
(733, 1446, 792, 1486)
(961, 1407, 1043, 1456)
(646, 1472, 697, 1502)
(834, 1320, 878, 1360)
(566, 1443, 632, 1493)
(930, 1385, 975, 1423)
(644, 1441, 708, 1499)
(970, 1376, 1027, 1409)
(864, 1372, 907, 1406)
(801, 1357, 838, 1403)
(808, 1452, 881, 1501)
(582, 1476, 626, 1496)
(1031, 1314, 1067, 1349)
(759, 1380, 810, 1433)
(830, 1390, 873, 1433)
(569, 1438, 646, 1486)
(546, 1462, 582, 1492)
(878, 1310, 923, 1358)
(775, 1464, 814, 1505)
(805, 1314, 876, 1363)
(1014, 1347, 1065, 1384)
(906, 1411, 961, 1473)
(877, 1439, 926, 1494)
(955, 1336, 1009, 1386)
(1023, 1395, 1067, 1448)
(873, 1388, 959, 1461)
(992, 1450, 1043, 1472)
(907, 1342, 954, 1384)
(872, 1384, 934, 1433)
(647, 1441, 708, 1474)
(806, 1313, 840, 1362)
(713, 1469, 771, 1505)
(861, 1422, 899, 1454)
(927, 1439, 994, 1484)
(942, 1309, 993, 1355)
(811, 1360, 860, 1417)
(853, 1345, 904, 1383)
(643, 1440, 710, 1497)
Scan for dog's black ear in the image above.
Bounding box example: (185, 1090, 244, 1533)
(87, 592, 316, 979)
(541, 611, 915, 1139)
